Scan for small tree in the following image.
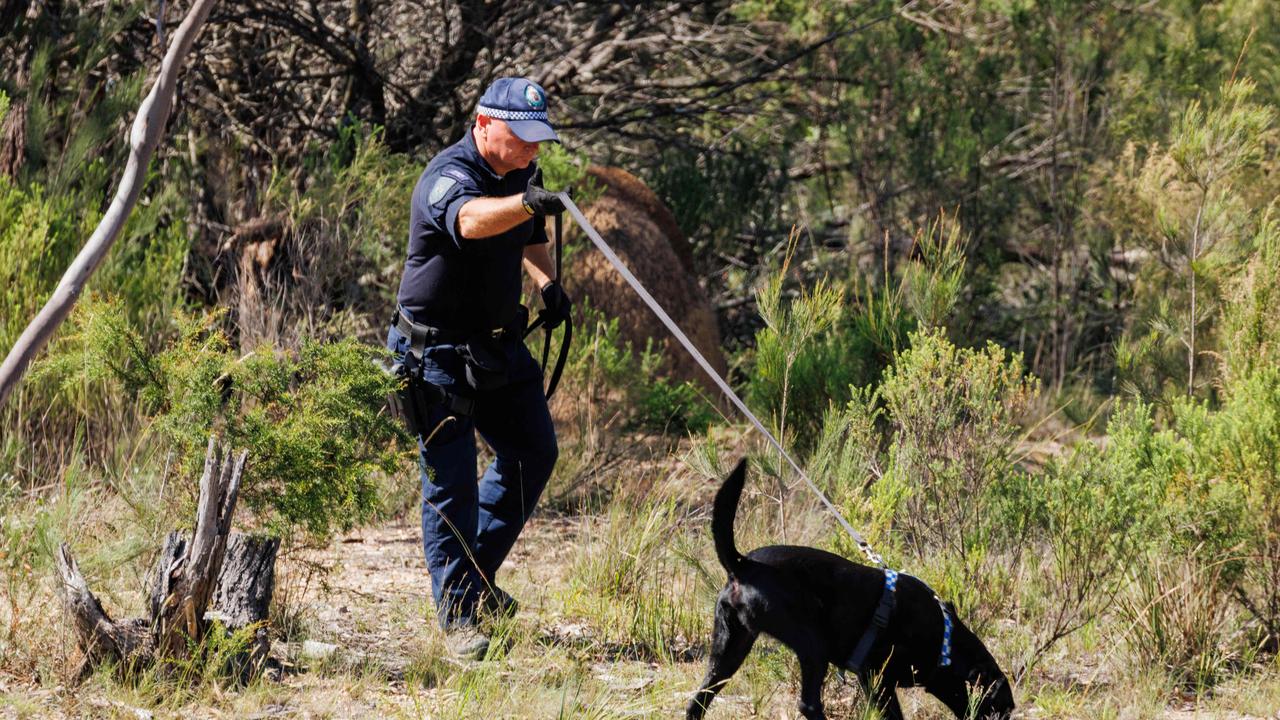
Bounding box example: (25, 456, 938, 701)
(1117, 79, 1275, 399)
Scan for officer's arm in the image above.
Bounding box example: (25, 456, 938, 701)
(456, 195, 532, 239)
(522, 243, 555, 290)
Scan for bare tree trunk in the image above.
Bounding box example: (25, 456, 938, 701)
(55, 546, 154, 682)
(153, 435, 246, 656)
(0, 0, 219, 408)
(55, 436, 276, 683)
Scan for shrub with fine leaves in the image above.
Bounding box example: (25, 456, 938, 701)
(39, 299, 411, 541)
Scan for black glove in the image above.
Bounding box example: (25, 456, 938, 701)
(522, 168, 567, 216)
(539, 281, 573, 329)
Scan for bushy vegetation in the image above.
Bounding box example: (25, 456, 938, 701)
(8, 1, 1280, 716)
(36, 299, 411, 541)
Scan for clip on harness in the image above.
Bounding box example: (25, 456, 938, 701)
(555, 192, 955, 673)
(523, 210, 572, 400)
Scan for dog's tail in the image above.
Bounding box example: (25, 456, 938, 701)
(712, 458, 748, 575)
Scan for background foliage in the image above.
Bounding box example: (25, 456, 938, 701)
(6, 0, 1280, 713)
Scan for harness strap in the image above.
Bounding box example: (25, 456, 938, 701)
(936, 596, 953, 667)
(844, 569, 898, 672)
(841, 569, 955, 673)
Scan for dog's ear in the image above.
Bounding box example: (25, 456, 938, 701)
(730, 457, 748, 480)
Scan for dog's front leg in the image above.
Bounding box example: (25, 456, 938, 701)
(797, 656, 829, 720)
(687, 605, 757, 719)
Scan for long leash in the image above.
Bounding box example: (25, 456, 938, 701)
(525, 211, 572, 400)
(556, 192, 885, 567)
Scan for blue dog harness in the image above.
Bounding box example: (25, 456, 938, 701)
(843, 568, 953, 673)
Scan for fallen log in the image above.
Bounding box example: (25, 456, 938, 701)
(55, 436, 278, 682)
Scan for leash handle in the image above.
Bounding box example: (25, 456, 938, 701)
(554, 210, 563, 280)
(557, 192, 884, 567)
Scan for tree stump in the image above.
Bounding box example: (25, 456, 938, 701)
(55, 436, 278, 682)
(207, 533, 280, 679)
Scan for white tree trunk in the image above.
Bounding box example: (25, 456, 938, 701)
(0, 0, 220, 408)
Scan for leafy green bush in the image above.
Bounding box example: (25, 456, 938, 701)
(1086, 367, 1280, 675)
(875, 328, 1039, 621)
(1221, 212, 1280, 384)
(38, 299, 411, 541)
(748, 236, 844, 450)
(633, 346, 716, 435)
(0, 170, 188, 483)
(747, 214, 968, 455)
(1009, 404, 1169, 663)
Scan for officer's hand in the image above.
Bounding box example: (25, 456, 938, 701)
(540, 281, 573, 329)
(522, 169, 568, 216)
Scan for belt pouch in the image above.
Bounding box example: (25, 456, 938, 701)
(458, 336, 509, 391)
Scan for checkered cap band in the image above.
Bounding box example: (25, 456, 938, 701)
(477, 105, 549, 122)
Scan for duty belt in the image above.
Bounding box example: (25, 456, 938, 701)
(394, 309, 515, 353)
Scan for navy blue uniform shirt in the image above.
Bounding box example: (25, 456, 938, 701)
(396, 129, 548, 332)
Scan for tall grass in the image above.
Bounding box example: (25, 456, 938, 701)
(562, 484, 711, 661)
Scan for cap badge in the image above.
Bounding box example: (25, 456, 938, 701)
(524, 85, 545, 110)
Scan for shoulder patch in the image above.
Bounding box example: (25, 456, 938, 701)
(428, 176, 457, 205)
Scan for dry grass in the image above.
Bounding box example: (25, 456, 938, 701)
(4, 441, 1280, 720)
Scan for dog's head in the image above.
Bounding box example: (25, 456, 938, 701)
(924, 603, 1015, 720)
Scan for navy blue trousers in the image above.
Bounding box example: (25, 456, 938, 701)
(387, 322, 557, 628)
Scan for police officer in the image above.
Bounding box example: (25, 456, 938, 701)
(386, 77, 571, 659)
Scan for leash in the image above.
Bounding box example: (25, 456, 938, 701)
(525, 211, 572, 400)
(557, 192, 885, 567)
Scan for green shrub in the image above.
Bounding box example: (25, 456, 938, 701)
(1221, 211, 1280, 384)
(875, 328, 1039, 622)
(0, 168, 189, 484)
(1010, 407, 1168, 664)
(747, 213, 968, 455)
(878, 328, 1038, 553)
(1114, 79, 1276, 401)
(37, 299, 411, 541)
(633, 346, 716, 435)
(1088, 366, 1280, 674)
(747, 234, 845, 452)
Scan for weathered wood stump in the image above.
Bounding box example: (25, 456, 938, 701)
(55, 436, 279, 682)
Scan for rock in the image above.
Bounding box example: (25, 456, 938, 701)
(301, 640, 339, 660)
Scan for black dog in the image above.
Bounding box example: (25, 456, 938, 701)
(687, 459, 1014, 720)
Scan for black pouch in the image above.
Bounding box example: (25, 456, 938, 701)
(458, 336, 509, 391)
(382, 358, 448, 437)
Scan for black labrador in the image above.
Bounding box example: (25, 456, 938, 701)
(687, 459, 1014, 720)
